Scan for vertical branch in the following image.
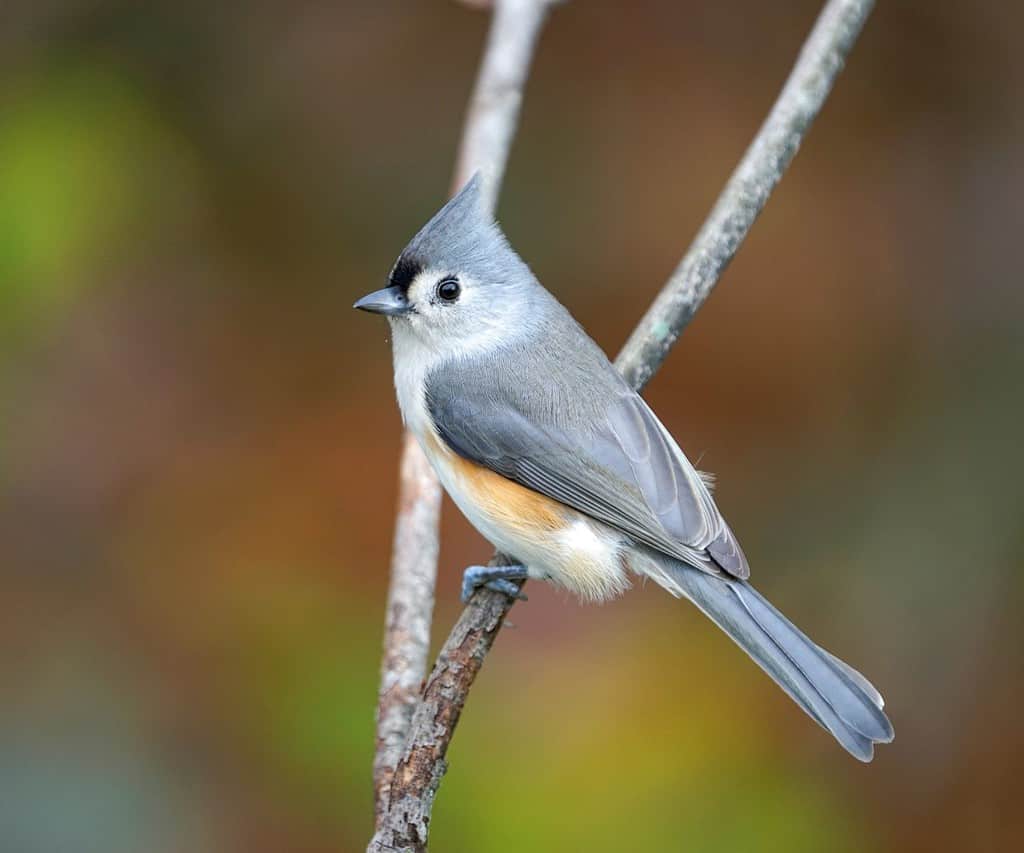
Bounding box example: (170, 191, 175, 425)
(454, 0, 557, 212)
(371, 0, 559, 833)
(372, 432, 442, 825)
(373, 1, 876, 850)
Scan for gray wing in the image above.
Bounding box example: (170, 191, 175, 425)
(425, 369, 749, 579)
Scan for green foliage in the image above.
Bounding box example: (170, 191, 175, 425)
(0, 67, 185, 338)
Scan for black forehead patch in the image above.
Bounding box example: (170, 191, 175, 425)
(388, 255, 423, 295)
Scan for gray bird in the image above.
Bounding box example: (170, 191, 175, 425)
(355, 174, 893, 761)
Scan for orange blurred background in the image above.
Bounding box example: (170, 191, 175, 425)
(2, 2, 1022, 851)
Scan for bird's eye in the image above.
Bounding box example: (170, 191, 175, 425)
(436, 277, 461, 303)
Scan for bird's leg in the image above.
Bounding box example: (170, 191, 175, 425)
(461, 564, 529, 604)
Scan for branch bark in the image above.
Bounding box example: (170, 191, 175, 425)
(616, 0, 876, 392)
(371, 0, 558, 833)
(371, 432, 441, 826)
(371, 1, 874, 850)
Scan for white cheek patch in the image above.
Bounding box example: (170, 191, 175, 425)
(406, 269, 439, 308)
(408, 268, 479, 311)
(402, 268, 513, 360)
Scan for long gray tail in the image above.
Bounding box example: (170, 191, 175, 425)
(647, 557, 894, 761)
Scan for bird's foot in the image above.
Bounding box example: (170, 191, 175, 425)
(461, 564, 529, 604)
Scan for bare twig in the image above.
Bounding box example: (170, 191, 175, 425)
(370, 574, 516, 852)
(371, 1, 875, 850)
(616, 0, 876, 392)
(454, 0, 560, 212)
(371, 432, 441, 826)
(371, 0, 558, 833)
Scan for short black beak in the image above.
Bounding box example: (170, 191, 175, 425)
(353, 286, 410, 316)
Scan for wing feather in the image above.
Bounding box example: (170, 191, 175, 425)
(426, 370, 749, 579)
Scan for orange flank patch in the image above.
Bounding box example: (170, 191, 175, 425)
(420, 427, 630, 601)
(422, 429, 567, 533)
(452, 454, 567, 532)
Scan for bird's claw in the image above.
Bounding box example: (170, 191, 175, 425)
(483, 578, 528, 601)
(460, 564, 529, 604)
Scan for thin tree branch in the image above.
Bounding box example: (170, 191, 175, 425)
(454, 0, 561, 213)
(371, 0, 558, 833)
(371, 432, 441, 827)
(617, 0, 876, 392)
(372, 1, 875, 850)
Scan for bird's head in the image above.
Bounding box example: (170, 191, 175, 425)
(354, 173, 540, 355)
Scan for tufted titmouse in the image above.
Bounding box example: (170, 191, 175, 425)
(355, 175, 893, 761)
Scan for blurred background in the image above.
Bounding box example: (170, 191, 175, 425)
(1, 1, 1021, 851)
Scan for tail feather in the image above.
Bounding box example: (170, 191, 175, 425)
(647, 557, 893, 761)
(820, 646, 884, 710)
